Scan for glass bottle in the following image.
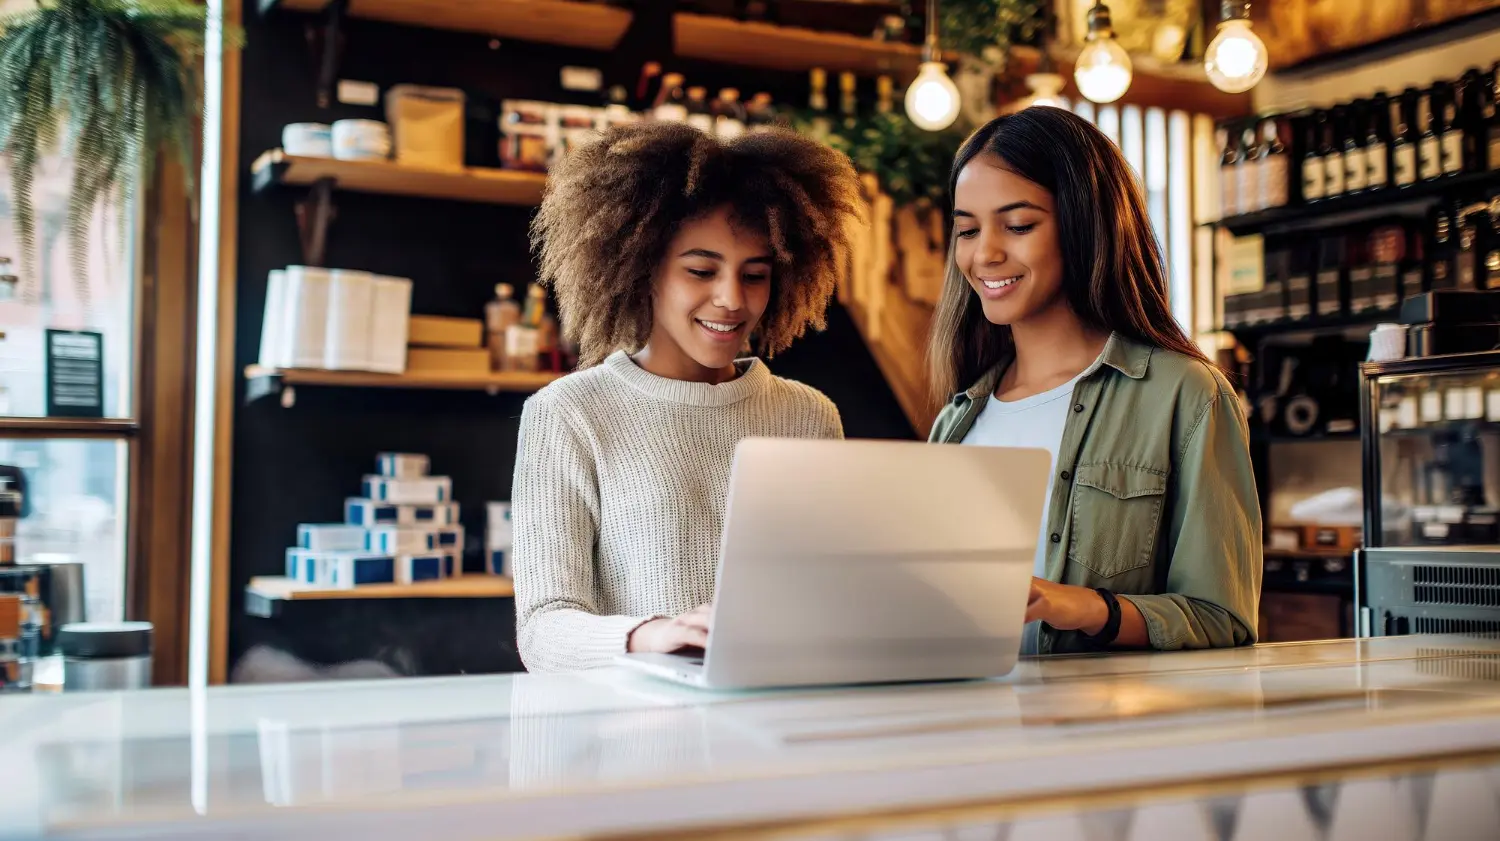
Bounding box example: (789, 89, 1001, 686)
(1393, 88, 1419, 188)
(652, 73, 688, 122)
(1322, 107, 1346, 198)
(1343, 101, 1368, 194)
(1301, 114, 1325, 202)
(1366, 91, 1391, 190)
(485, 283, 521, 372)
(685, 86, 713, 134)
(1436, 82, 1464, 177)
(713, 88, 746, 140)
(1260, 117, 1288, 210)
(1418, 88, 1442, 182)
(808, 67, 831, 141)
(1237, 123, 1261, 215)
(876, 75, 894, 115)
(1220, 126, 1241, 217)
(1487, 64, 1500, 171)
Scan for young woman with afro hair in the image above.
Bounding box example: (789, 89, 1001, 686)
(512, 121, 863, 672)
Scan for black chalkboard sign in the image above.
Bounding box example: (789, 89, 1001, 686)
(44, 329, 104, 418)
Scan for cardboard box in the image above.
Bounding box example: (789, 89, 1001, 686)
(365, 526, 437, 554)
(345, 499, 459, 527)
(397, 554, 446, 584)
(377, 452, 429, 479)
(408, 315, 483, 348)
(362, 475, 452, 504)
(297, 524, 367, 552)
(405, 346, 490, 375)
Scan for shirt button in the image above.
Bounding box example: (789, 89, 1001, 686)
(1073, 403, 1085, 413)
(1060, 470, 1071, 481)
(1050, 533, 1061, 543)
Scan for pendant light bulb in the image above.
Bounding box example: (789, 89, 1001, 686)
(1024, 72, 1067, 109)
(906, 62, 961, 130)
(1204, 2, 1267, 93)
(904, 1, 960, 131)
(1074, 2, 1132, 105)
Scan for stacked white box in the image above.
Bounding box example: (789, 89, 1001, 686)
(377, 452, 429, 479)
(297, 524, 367, 551)
(283, 451, 477, 589)
(362, 475, 451, 504)
(486, 502, 513, 575)
(344, 499, 459, 527)
(365, 525, 437, 554)
(397, 554, 446, 584)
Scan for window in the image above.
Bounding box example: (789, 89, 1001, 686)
(1, 135, 195, 683)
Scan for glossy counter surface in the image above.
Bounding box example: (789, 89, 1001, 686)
(4, 636, 1500, 840)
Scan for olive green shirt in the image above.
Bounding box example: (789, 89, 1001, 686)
(929, 333, 1262, 655)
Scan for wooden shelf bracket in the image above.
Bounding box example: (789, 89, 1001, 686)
(296, 0, 349, 109)
(292, 175, 337, 267)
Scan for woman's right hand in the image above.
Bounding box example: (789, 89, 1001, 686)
(627, 604, 712, 654)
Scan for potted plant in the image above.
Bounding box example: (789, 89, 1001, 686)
(0, 0, 232, 286)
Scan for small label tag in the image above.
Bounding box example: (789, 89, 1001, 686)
(338, 79, 380, 107)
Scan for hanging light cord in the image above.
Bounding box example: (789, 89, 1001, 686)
(924, 0, 940, 63)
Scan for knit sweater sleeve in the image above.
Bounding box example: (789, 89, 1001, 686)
(512, 391, 656, 672)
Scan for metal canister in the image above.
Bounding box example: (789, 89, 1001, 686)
(59, 622, 153, 691)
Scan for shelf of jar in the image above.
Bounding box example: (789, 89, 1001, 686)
(260, 0, 634, 51)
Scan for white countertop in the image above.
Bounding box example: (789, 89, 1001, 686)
(5, 635, 1500, 840)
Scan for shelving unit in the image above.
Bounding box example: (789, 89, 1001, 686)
(251, 149, 548, 265)
(245, 575, 516, 618)
(1215, 170, 1500, 236)
(672, 12, 924, 77)
(244, 365, 562, 406)
(260, 0, 634, 50)
(251, 150, 547, 206)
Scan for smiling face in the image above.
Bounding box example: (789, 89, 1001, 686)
(952, 153, 1066, 328)
(643, 205, 774, 381)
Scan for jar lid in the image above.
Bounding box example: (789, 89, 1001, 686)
(58, 621, 153, 658)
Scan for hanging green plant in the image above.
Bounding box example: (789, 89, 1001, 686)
(939, 0, 1049, 68)
(0, 0, 236, 290)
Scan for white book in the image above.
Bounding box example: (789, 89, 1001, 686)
(324, 269, 376, 370)
(368, 275, 413, 374)
(285, 266, 334, 369)
(259, 269, 288, 369)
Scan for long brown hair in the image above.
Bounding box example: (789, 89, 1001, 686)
(927, 108, 1210, 401)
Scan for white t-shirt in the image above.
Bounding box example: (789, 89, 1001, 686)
(961, 356, 1102, 654)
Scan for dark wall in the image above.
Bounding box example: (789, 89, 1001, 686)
(230, 7, 916, 675)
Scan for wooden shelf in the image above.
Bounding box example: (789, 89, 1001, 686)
(247, 575, 514, 602)
(246, 365, 561, 396)
(673, 12, 924, 77)
(252, 149, 547, 206)
(263, 0, 633, 51)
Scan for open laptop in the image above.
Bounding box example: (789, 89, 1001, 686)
(616, 437, 1050, 691)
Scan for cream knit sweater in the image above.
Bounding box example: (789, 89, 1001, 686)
(512, 350, 844, 672)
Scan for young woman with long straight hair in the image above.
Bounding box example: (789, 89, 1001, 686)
(928, 107, 1261, 656)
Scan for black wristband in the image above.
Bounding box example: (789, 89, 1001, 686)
(1082, 588, 1122, 649)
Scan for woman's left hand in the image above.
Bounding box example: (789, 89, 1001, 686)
(1024, 577, 1109, 635)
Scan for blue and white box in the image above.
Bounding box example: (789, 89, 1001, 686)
(365, 525, 437, 554)
(487, 502, 512, 575)
(319, 553, 397, 588)
(345, 498, 459, 527)
(286, 548, 317, 582)
(362, 475, 451, 504)
(297, 524, 367, 551)
(377, 452, 429, 479)
(397, 553, 446, 584)
(431, 525, 464, 551)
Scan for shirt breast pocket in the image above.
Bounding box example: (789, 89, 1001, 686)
(1067, 462, 1168, 579)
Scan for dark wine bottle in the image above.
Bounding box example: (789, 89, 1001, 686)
(1393, 88, 1420, 188)
(1366, 91, 1392, 190)
(1302, 114, 1326, 203)
(1323, 107, 1346, 198)
(1344, 101, 1368, 193)
(1220, 126, 1241, 217)
(1436, 81, 1464, 177)
(1487, 64, 1500, 171)
(1418, 88, 1442, 182)
(1237, 123, 1261, 215)
(1260, 117, 1289, 210)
